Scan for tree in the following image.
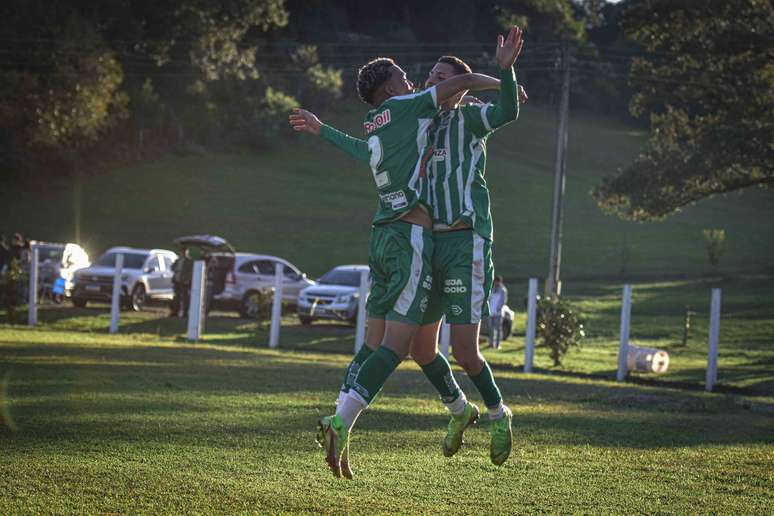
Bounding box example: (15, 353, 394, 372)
(592, 0, 774, 221)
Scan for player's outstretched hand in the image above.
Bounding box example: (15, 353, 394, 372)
(496, 26, 524, 70)
(289, 108, 322, 136)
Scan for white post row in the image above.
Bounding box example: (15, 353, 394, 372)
(523, 278, 538, 373)
(109, 253, 124, 334)
(186, 260, 206, 341)
(28, 244, 39, 327)
(439, 317, 451, 358)
(268, 262, 283, 349)
(354, 270, 369, 353)
(616, 284, 633, 382)
(705, 288, 722, 392)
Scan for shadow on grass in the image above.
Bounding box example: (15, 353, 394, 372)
(2, 342, 773, 451)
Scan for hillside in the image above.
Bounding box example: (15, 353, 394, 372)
(3, 101, 773, 279)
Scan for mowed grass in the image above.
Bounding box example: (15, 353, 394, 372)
(1, 277, 772, 513)
(2, 101, 773, 279)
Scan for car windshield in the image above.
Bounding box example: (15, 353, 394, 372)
(94, 252, 147, 269)
(317, 269, 362, 287)
(36, 245, 64, 263)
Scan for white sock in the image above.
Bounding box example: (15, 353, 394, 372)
(336, 390, 347, 408)
(336, 390, 368, 431)
(487, 402, 505, 421)
(445, 392, 468, 416)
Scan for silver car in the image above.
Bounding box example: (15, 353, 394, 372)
(215, 253, 316, 318)
(297, 265, 369, 325)
(72, 247, 177, 310)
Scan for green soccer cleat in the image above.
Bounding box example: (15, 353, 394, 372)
(443, 402, 480, 457)
(317, 415, 349, 477)
(489, 405, 513, 466)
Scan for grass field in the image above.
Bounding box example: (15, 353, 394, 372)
(1, 276, 772, 513)
(2, 102, 773, 279)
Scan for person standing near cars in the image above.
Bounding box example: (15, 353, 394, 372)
(170, 247, 193, 317)
(488, 276, 507, 349)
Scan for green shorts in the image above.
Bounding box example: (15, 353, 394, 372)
(423, 229, 493, 325)
(366, 222, 434, 325)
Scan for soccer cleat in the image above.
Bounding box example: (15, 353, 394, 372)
(317, 415, 349, 477)
(489, 405, 513, 466)
(340, 441, 354, 480)
(443, 402, 480, 457)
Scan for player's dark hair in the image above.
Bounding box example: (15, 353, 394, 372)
(495, 275, 503, 283)
(357, 57, 395, 106)
(437, 55, 472, 76)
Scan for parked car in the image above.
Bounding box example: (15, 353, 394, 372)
(34, 241, 90, 302)
(297, 265, 369, 325)
(71, 247, 177, 310)
(173, 235, 315, 319)
(479, 305, 515, 340)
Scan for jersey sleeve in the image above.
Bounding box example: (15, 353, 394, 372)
(461, 67, 519, 139)
(386, 85, 439, 118)
(319, 124, 371, 164)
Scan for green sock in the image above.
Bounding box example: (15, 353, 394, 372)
(420, 353, 462, 403)
(469, 360, 502, 409)
(341, 345, 374, 393)
(351, 346, 401, 404)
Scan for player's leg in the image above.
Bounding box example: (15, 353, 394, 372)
(321, 223, 432, 476)
(440, 230, 513, 465)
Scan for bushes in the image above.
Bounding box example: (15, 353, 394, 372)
(537, 296, 585, 366)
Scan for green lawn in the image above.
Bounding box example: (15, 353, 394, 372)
(1, 277, 772, 513)
(2, 102, 773, 279)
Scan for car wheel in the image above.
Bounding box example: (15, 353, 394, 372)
(299, 315, 313, 326)
(131, 285, 147, 312)
(240, 291, 264, 319)
(72, 297, 87, 308)
(502, 319, 512, 340)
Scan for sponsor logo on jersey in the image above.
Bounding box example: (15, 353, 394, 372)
(379, 190, 408, 210)
(444, 278, 468, 294)
(422, 274, 432, 291)
(419, 295, 429, 313)
(451, 304, 463, 316)
(364, 109, 392, 134)
(433, 149, 446, 160)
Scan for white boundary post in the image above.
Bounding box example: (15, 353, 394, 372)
(109, 253, 124, 334)
(705, 288, 722, 392)
(354, 270, 369, 353)
(268, 262, 283, 349)
(616, 284, 633, 382)
(524, 278, 538, 373)
(439, 317, 451, 358)
(186, 260, 205, 341)
(28, 245, 39, 327)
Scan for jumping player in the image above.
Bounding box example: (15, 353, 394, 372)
(291, 43, 506, 477)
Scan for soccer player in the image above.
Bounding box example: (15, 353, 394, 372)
(291, 27, 525, 470)
(291, 39, 508, 478)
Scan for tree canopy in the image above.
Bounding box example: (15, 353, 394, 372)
(593, 0, 774, 221)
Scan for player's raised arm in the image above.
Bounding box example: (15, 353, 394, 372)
(434, 72, 500, 106)
(289, 108, 370, 164)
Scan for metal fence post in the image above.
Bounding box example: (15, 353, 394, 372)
(705, 288, 722, 391)
(269, 262, 283, 349)
(109, 253, 124, 334)
(524, 278, 538, 372)
(186, 260, 205, 341)
(354, 270, 369, 353)
(616, 284, 633, 382)
(28, 245, 39, 327)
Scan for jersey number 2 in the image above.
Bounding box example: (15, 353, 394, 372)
(368, 135, 391, 188)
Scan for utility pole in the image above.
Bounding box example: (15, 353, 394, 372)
(546, 40, 571, 298)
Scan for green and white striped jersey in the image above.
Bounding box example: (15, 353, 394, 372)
(419, 66, 519, 241)
(320, 86, 439, 226)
